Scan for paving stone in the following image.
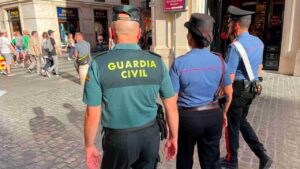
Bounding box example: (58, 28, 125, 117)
(0, 57, 299, 168)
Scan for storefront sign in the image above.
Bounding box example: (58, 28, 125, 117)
(94, 10, 107, 19)
(164, 0, 187, 12)
(7, 9, 20, 20)
(57, 7, 79, 20)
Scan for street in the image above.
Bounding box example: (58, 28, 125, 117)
(0, 57, 299, 169)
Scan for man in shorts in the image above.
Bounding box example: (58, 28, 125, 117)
(0, 29, 18, 76)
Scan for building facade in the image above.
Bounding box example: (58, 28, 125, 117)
(150, 0, 300, 76)
(0, 0, 147, 48)
(1, 0, 299, 76)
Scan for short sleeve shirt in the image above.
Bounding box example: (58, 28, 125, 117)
(169, 48, 232, 107)
(0, 37, 11, 54)
(75, 40, 90, 58)
(83, 44, 174, 129)
(49, 38, 57, 56)
(23, 36, 29, 50)
(226, 32, 264, 80)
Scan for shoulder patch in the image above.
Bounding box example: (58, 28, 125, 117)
(148, 51, 161, 58)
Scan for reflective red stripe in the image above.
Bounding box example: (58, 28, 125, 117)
(225, 126, 231, 161)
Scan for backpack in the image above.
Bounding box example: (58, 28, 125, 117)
(43, 39, 53, 53)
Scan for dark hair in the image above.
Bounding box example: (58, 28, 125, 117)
(42, 32, 48, 39)
(188, 29, 210, 48)
(31, 31, 37, 36)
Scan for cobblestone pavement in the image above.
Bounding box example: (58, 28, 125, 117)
(0, 56, 299, 169)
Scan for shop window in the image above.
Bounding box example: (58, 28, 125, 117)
(57, 7, 80, 44)
(121, 0, 130, 5)
(94, 9, 108, 50)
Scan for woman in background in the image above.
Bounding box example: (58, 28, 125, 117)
(63, 33, 75, 61)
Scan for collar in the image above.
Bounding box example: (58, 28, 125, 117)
(113, 44, 141, 50)
(237, 32, 249, 40)
(189, 47, 209, 53)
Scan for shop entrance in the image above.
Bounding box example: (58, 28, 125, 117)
(7, 8, 22, 37)
(57, 7, 80, 44)
(207, 0, 285, 70)
(94, 9, 108, 50)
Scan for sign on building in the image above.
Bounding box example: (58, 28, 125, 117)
(164, 0, 187, 12)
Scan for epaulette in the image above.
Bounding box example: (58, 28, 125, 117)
(148, 51, 161, 58)
(93, 51, 109, 58)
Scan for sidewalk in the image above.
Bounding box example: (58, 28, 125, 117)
(0, 57, 299, 168)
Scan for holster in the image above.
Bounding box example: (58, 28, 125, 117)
(216, 95, 228, 110)
(233, 80, 262, 98)
(156, 103, 167, 140)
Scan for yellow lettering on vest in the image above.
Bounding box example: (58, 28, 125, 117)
(116, 61, 124, 69)
(143, 69, 148, 77)
(150, 60, 156, 68)
(131, 70, 138, 77)
(121, 71, 127, 78)
(125, 61, 133, 68)
(127, 70, 131, 78)
(108, 62, 116, 70)
(133, 60, 139, 68)
(140, 60, 146, 68)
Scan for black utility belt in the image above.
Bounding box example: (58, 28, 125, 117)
(103, 119, 156, 135)
(178, 102, 220, 112)
(233, 80, 262, 97)
(233, 80, 255, 88)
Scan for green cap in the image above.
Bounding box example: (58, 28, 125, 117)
(112, 5, 140, 22)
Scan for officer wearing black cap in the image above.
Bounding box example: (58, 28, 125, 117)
(220, 5, 272, 169)
(83, 5, 179, 169)
(169, 13, 233, 169)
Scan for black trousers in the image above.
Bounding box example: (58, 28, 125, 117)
(101, 122, 160, 169)
(225, 96, 265, 163)
(176, 109, 223, 169)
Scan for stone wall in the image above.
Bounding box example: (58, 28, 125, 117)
(151, 0, 206, 68)
(278, 0, 300, 75)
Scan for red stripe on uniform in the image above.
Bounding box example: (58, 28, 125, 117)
(225, 126, 231, 161)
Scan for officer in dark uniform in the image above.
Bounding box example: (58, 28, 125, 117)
(83, 5, 179, 169)
(169, 13, 233, 169)
(220, 6, 272, 169)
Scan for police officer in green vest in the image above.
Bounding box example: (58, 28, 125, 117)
(83, 5, 179, 169)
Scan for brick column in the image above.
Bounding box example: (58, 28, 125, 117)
(278, 0, 300, 75)
(294, 49, 300, 76)
(151, 0, 206, 68)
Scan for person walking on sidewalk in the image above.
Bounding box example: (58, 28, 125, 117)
(169, 14, 233, 169)
(64, 33, 75, 61)
(22, 30, 30, 68)
(46, 30, 61, 77)
(0, 29, 18, 76)
(73, 32, 91, 85)
(220, 6, 272, 169)
(12, 31, 23, 65)
(83, 5, 178, 169)
(28, 31, 42, 74)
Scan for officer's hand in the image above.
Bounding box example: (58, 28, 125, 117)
(223, 115, 228, 128)
(164, 137, 177, 161)
(85, 145, 101, 169)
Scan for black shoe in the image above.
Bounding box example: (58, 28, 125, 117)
(259, 156, 272, 169)
(220, 157, 238, 169)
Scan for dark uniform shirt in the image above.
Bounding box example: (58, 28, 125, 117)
(226, 32, 264, 80)
(169, 48, 232, 107)
(83, 44, 174, 129)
